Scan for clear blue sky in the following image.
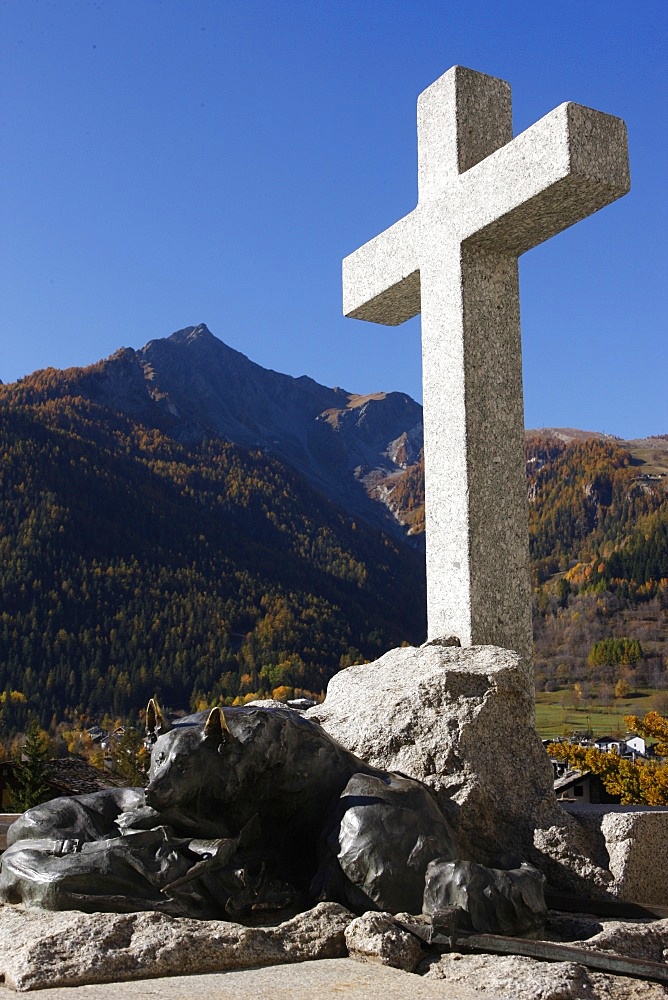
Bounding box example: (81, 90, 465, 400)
(1, 0, 665, 438)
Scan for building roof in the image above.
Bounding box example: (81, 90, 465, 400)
(553, 768, 591, 794)
(2, 756, 130, 798)
(49, 756, 130, 795)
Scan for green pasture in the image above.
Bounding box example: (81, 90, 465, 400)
(534, 688, 665, 740)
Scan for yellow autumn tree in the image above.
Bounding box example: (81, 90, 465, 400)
(271, 685, 293, 703)
(625, 710, 668, 756)
(548, 711, 668, 806)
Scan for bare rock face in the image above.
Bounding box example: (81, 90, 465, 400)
(0, 901, 353, 992)
(308, 643, 555, 863)
(344, 911, 425, 971)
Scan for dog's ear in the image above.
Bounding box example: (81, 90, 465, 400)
(146, 697, 172, 743)
(204, 707, 231, 744)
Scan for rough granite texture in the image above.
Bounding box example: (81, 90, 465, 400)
(345, 911, 426, 972)
(0, 901, 353, 992)
(342, 65, 630, 665)
(562, 804, 668, 905)
(420, 952, 667, 1000)
(352, 910, 668, 997)
(7, 899, 668, 999)
(581, 916, 668, 964)
(3, 960, 505, 1000)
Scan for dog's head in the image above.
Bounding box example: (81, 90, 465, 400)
(144, 700, 234, 810)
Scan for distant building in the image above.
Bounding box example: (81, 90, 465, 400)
(553, 768, 621, 804)
(86, 726, 107, 743)
(593, 735, 647, 759)
(624, 735, 647, 756)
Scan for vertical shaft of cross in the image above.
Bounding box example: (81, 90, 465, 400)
(460, 248, 531, 654)
(417, 67, 512, 193)
(343, 65, 629, 669)
(418, 70, 531, 659)
(420, 246, 532, 661)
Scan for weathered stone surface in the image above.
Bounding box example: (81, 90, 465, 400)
(343, 65, 629, 666)
(10, 959, 504, 1000)
(532, 806, 668, 904)
(308, 643, 556, 862)
(583, 915, 668, 964)
(420, 952, 666, 1000)
(0, 901, 353, 992)
(308, 642, 668, 903)
(345, 911, 425, 971)
(561, 804, 668, 905)
(531, 813, 616, 898)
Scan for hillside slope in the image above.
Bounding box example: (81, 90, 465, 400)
(526, 433, 668, 695)
(0, 387, 426, 732)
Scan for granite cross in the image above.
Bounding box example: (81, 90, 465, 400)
(342, 66, 629, 666)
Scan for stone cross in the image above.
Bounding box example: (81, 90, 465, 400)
(343, 66, 629, 666)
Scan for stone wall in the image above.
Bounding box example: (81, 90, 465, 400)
(561, 803, 668, 905)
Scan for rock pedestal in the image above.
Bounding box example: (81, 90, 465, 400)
(308, 642, 553, 862)
(308, 643, 668, 904)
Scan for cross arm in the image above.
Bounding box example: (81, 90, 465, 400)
(342, 213, 420, 326)
(460, 102, 630, 257)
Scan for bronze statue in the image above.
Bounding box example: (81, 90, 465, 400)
(0, 700, 546, 933)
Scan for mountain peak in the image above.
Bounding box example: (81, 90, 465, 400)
(2, 323, 424, 539)
(168, 324, 215, 345)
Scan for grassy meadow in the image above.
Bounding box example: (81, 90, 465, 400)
(534, 687, 668, 740)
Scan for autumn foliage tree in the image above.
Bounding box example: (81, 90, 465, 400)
(626, 710, 668, 756)
(108, 727, 150, 786)
(548, 711, 668, 805)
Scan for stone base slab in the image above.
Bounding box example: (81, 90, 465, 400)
(0, 958, 505, 1000)
(4, 903, 667, 1000)
(0, 902, 352, 992)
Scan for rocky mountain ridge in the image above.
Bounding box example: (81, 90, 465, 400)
(14, 324, 424, 538)
(5, 325, 665, 541)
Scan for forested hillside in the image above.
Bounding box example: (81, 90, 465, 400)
(0, 385, 426, 734)
(0, 337, 666, 741)
(528, 434, 668, 699)
(527, 435, 668, 592)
